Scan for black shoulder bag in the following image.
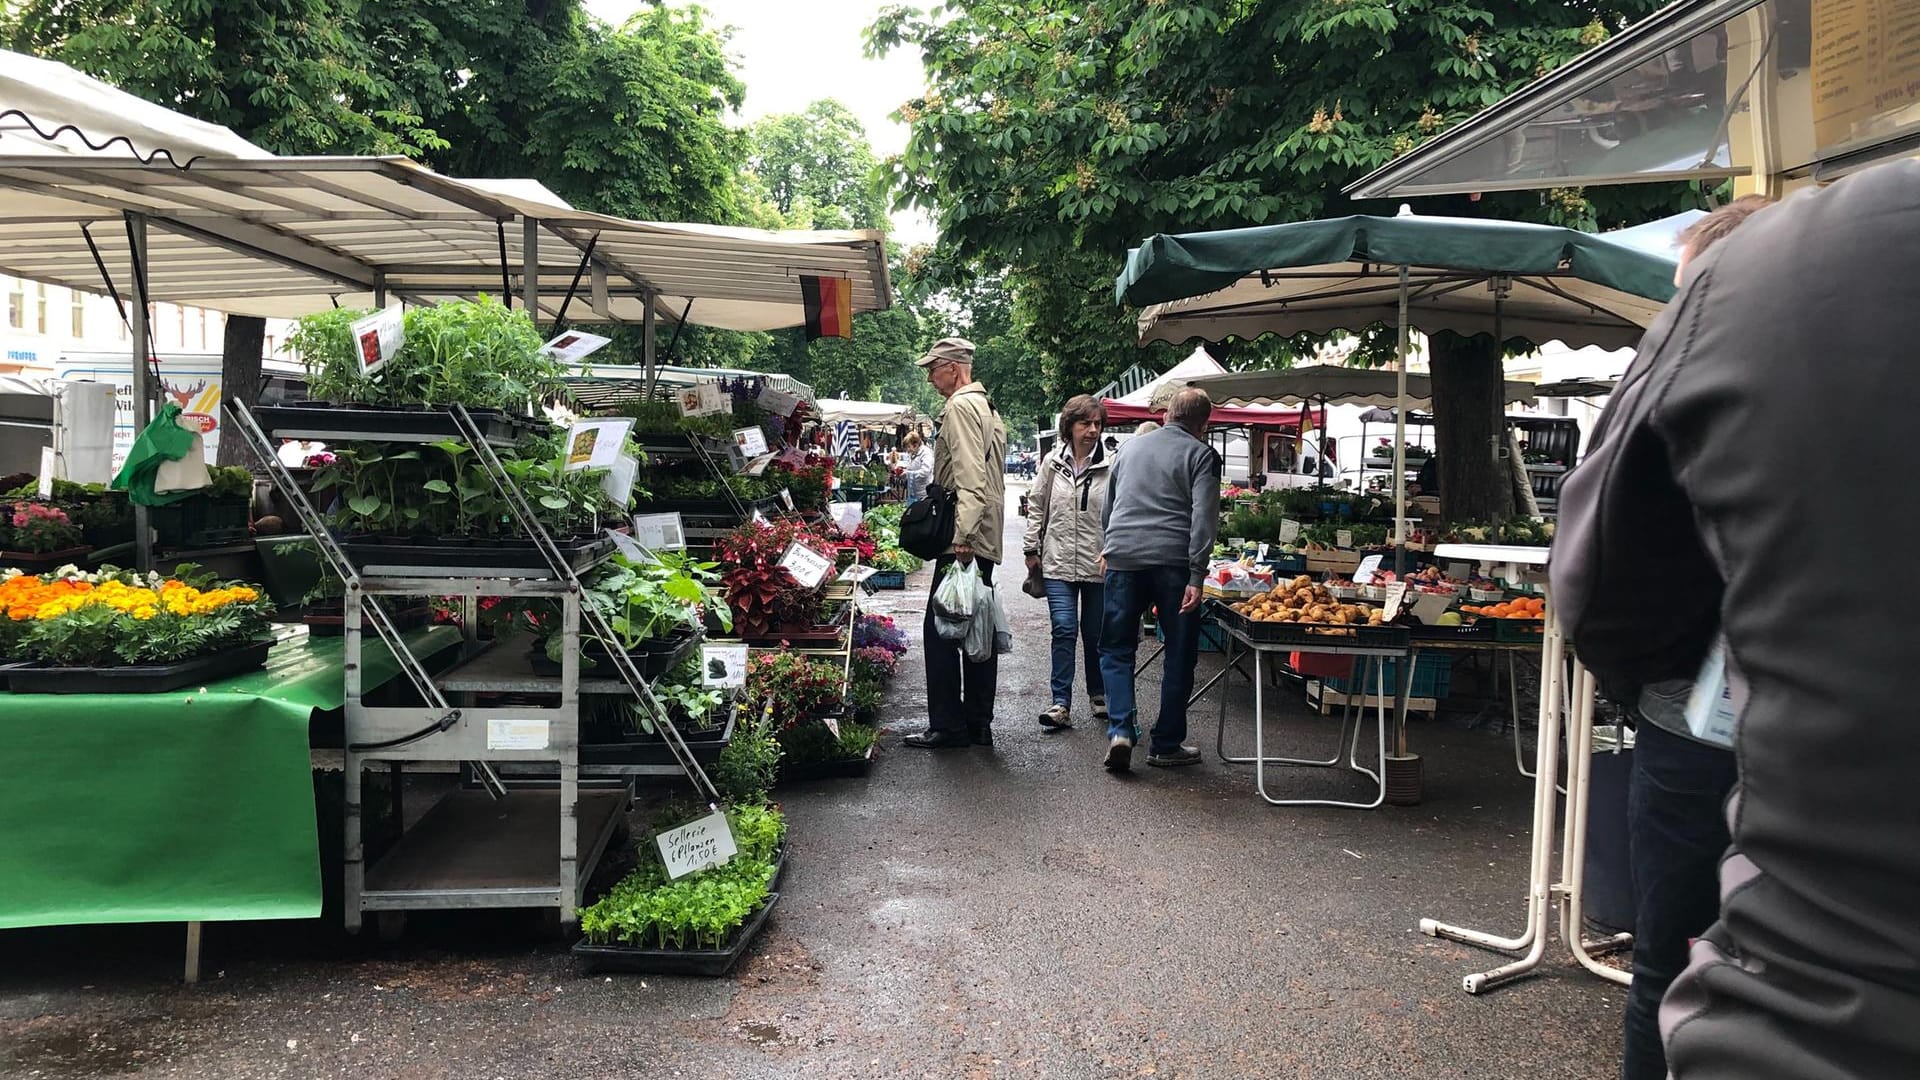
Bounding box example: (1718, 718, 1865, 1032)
(899, 482, 957, 559)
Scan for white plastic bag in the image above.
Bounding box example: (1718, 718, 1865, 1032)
(992, 581, 1013, 655)
(963, 576, 997, 663)
(933, 561, 978, 621)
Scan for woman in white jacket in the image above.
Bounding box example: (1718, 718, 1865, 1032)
(901, 430, 933, 506)
(1022, 395, 1110, 729)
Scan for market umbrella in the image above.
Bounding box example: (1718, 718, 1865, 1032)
(1148, 364, 1538, 410)
(1115, 210, 1679, 557)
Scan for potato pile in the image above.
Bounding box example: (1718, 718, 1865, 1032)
(1230, 575, 1385, 632)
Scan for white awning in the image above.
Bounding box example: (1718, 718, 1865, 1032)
(0, 155, 892, 331)
(814, 399, 920, 426)
(562, 365, 816, 412)
(0, 48, 266, 164)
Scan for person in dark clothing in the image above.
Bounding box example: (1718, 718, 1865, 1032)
(1613, 195, 1772, 1080)
(1552, 163, 1920, 1079)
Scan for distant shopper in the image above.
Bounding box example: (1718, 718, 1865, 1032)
(901, 431, 933, 506)
(1134, 420, 1160, 437)
(1097, 388, 1220, 772)
(904, 338, 1008, 750)
(1554, 166, 1920, 1079)
(1023, 395, 1110, 730)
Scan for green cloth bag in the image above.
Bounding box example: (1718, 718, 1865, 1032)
(112, 402, 202, 507)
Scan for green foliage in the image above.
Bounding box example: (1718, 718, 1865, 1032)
(576, 804, 785, 950)
(289, 298, 563, 411)
(835, 722, 878, 758)
(746, 100, 889, 230)
(206, 466, 255, 500)
(713, 704, 782, 805)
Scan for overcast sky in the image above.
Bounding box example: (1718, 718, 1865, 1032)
(583, 0, 935, 241)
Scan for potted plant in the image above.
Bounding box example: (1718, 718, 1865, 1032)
(0, 502, 89, 568)
(530, 550, 730, 675)
(714, 519, 837, 643)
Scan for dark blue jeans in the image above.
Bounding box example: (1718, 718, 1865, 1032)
(1043, 578, 1105, 708)
(1623, 720, 1738, 1080)
(1097, 566, 1199, 754)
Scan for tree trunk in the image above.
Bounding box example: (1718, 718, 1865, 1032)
(217, 315, 266, 467)
(1428, 331, 1516, 524)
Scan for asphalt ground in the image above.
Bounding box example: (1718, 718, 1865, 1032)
(0, 485, 1625, 1078)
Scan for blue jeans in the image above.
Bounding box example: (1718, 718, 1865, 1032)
(1043, 578, 1105, 708)
(1623, 721, 1737, 1080)
(1097, 566, 1199, 754)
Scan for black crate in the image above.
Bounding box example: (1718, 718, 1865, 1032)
(1407, 619, 1498, 642)
(252, 403, 541, 447)
(1212, 604, 1409, 649)
(572, 892, 780, 976)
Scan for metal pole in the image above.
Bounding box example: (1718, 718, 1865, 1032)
(1393, 264, 1410, 575)
(641, 292, 657, 401)
(373, 271, 387, 309)
(521, 217, 539, 327)
(127, 210, 152, 573)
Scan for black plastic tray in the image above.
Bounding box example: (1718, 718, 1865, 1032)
(776, 744, 876, 785)
(631, 498, 747, 520)
(252, 403, 541, 447)
(1211, 603, 1410, 649)
(8, 639, 273, 694)
(530, 626, 701, 679)
(580, 703, 737, 767)
(341, 536, 612, 577)
(572, 892, 780, 976)
(1408, 620, 1498, 642)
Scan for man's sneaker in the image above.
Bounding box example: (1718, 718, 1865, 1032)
(1090, 695, 1109, 720)
(1147, 745, 1204, 768)
(1038, 704, 1073, 729)
(1103, 736, 1134, 772)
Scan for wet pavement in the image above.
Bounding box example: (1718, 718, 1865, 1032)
(0, 487, 1624, 1078)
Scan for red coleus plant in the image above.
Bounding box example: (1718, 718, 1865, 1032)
(715, 518, 836, 639)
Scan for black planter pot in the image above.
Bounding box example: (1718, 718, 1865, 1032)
(529, 625, 701, 680)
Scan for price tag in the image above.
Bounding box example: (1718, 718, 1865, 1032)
(1279, 519, 1302, 544)
(822, 715, 842, 741)
(780, 488, 796, 511)
(1354, 554, 1383, 584)
(540, 329, 612, 362)
(563, 417, 633, 471)
(349, 304, 405, 376)
(780, 542, 834, 589)
(656, 810, 738, 881)
(486, 718, 549, 750)
(756, 384, 802, 417)
(36, 446, 54, 498)
(1383, 582, 1410, 621)
(1411, 592, 1453, 625)
(701, 643, 748, 688)
(676, 382, 729, 418)
(841, 565, 879, 584)
(605, 528, 650, 563)
(1336, 528, 1354, 550)
(601, 453, 638, 506)
(733, 426, 769, 457)
(828, 501, 863, 537)
(631, 512, 685, 551)
(1445, 561, 1471, 579)
(752, 508, 770, 525)
(744, 453, 775, 477)
(1256, 542, 1270, 561)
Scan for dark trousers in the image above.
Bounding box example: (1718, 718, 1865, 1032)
(1623, 721, 1738, 1080)
(923, 557, 997, 736)
(1097, 566, 1199, 754)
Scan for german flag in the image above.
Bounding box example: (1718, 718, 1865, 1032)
(801, 274, 853, 340)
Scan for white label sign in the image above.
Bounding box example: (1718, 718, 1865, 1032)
(1256, 542, 1270, 561)
(601, 453, 639, 507)
(675, 381, 729, 418)
(655, 810, 738, 880)
(1383, 582, 1410, 621)
(744, 453, 775, 477)
(631, 512, 686, 551)
(733, 426, 770, 458)
(1354, 554, 1383, 584)
(1279, 518, 1302, 544)
(756, 384, 802, 416)
(563, 417, 633, 471)
(606, 528, 650, 563)
(780, 542, 834, 589)
(36, 445, 54, 498)
(828, 501, 863, 537)
(701, 642, 748, 688)
(840, 565, 879, 584)
(822, 715, 842, 741)
(1411, 592, 1453, 625)
(780, 488, 796, 512)
(540, 329, 612, 362)
(1336, 528, 1354, 550)
(486, 717, 550, 751)
(350, 304, 405, 377)
(752, 508, 770, 525)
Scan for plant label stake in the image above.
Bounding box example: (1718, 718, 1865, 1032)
(539, 329, 611, 362)
(349, 305, 405, 377)
(1383, 582, 1410, 621)
(756, 384, 802, 417)
(702, 643, 748, 688)
(564, 418, 633, 471)
(1336, 528, 1354, 550)
(1256, 542, 1269, 562)
(656, 810, 738, 881)
(779, 542, 833, 590)
(36, 446, 54, 499)
(733, 426, 770, 457)
(1355, 554, 1383, 585)
(631, 512, 685, 551)
(822, 715, 841, 741)
(828, 501, 862, 537)
(1279, 519, 1302, 544)
(780, 488, 796, 512)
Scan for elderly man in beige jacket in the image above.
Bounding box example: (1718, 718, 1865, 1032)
(904, 337, 1009, 750)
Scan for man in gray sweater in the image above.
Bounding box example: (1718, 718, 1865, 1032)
(1097, 388, 1221, 772)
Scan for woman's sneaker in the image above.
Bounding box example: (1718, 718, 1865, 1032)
(1038, 704, 1073, 729)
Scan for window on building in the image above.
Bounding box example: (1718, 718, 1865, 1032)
(5, 279, 20, 330)
(264, 334, 277, 358)
(32, 282, 47, 334)
(71, 291, 85, 337)
(196, 309, 208, 350)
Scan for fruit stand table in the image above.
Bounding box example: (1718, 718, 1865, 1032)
(0, 624, 461, 979)
(1210, 611, 1412, 810)
(1417, 544, 1631, 994)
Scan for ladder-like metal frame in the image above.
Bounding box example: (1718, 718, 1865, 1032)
(451, 405, 722, 806)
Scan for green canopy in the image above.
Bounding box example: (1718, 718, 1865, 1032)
(1115, 213, 1678, 350)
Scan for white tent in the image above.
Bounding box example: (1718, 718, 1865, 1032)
(814, 399, 922, 427)
(0, 49, 267, 164)
(1114, 347, 1224, 406)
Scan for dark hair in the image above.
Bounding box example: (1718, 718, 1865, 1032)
(1056, 394, 1107, 446)
(1679, 195, 1774, 260)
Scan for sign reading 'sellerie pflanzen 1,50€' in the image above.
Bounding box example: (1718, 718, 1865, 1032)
(656, 810, 738, 880)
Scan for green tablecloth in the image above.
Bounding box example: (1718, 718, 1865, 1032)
(0, 625, 460, 929)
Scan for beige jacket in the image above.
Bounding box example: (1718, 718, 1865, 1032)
(933, 382, 1007, 563)
(1022, 442, 1109, 583)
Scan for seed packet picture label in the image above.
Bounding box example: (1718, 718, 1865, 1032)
(566, 428, 598, 466)
(563, 418, 633, 471)
(540, 330, 611, 363)
(350, 305, 405, 377)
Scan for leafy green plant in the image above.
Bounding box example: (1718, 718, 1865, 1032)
(745, 651, 844, 728)
(713, 705, 781, 804)
(206, 466, 255, 500)
(286, 307, 374, 403)
(835, 722, 878, 758)
(287, 298, 568, 412)
(577, 803, 786, 949)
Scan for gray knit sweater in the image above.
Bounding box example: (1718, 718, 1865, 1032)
(1101, 425, 1222, 586)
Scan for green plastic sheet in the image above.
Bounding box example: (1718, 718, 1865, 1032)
(0, 626, 460, 929)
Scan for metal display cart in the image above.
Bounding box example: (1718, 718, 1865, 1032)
(227, 400, 723, 934)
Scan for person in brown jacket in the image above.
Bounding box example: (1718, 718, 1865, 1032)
(904, 337, 1008, 749)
